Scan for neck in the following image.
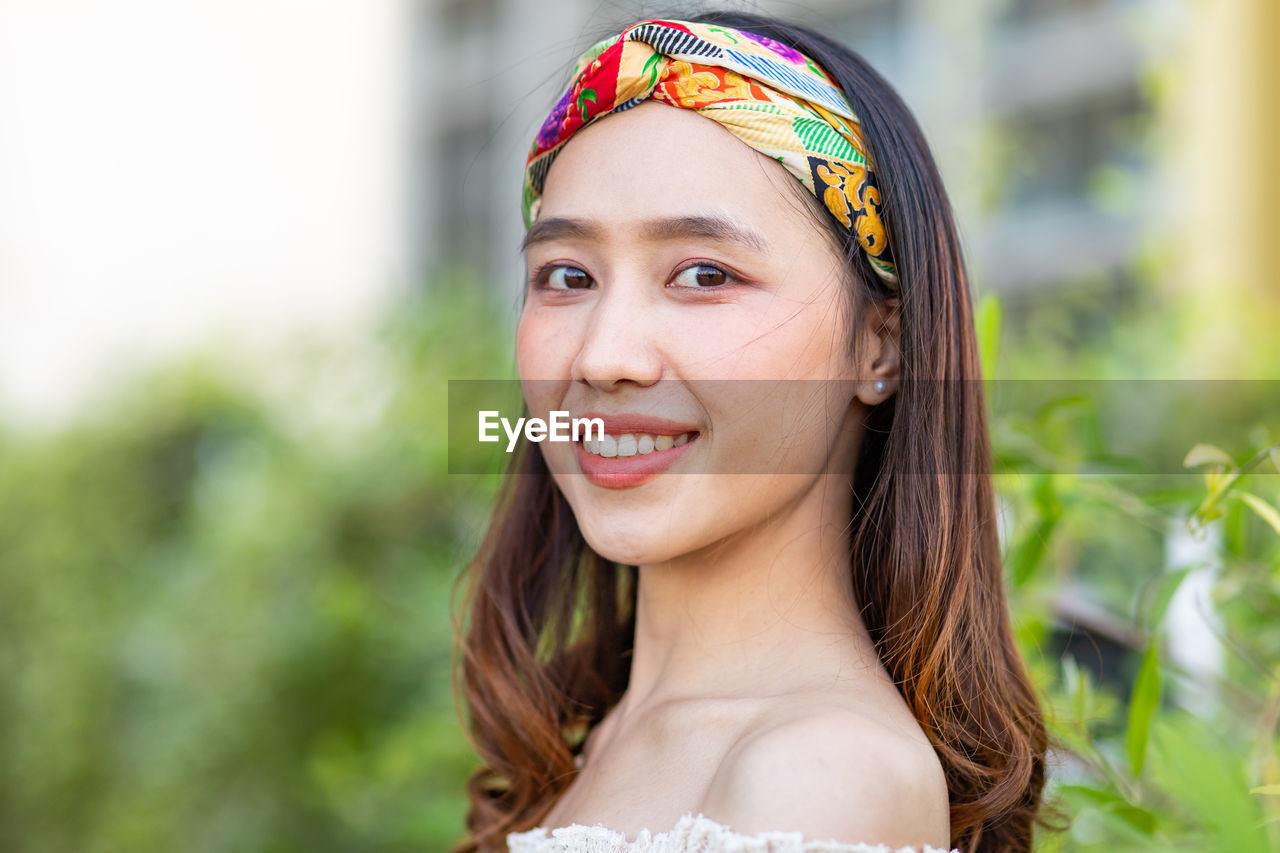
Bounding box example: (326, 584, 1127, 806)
(616, 472, 883, 715)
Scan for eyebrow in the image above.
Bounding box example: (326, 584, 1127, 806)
(519, 215, 771, 254)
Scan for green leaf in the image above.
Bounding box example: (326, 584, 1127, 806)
(1151, 716, 1273, 852)
(974, 293, 1002, 379)
(1061, 655, 1085, 722)
(1127, 641, 1161, 776)
(1059, 783, 1121, 807)
(1057, 785, 1158, 835)
(1251, 785, 1280, 796)
(1110, 803, 1158, 835)
(1236, 491, 1280, 537)
(1271, 444, 1280, 474)
(1009, 514, 1058, 589)
(1144, 567, 1193, 632)
(1008, 476, 1063, 589)
(1183, 443, 1234, 469)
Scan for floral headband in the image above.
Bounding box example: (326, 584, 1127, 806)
(521, 18, 899, 288)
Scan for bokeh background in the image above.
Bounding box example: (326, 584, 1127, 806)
(1, 0, 1278, 850)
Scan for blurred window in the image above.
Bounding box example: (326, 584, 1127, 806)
(997, 85, 1147, 209)
(996, 0, 1108, 28)
(437, 117, 495, 275)
(823, 0, 906, 83)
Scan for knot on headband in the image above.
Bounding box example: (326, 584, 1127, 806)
(521, 18, 899, 288)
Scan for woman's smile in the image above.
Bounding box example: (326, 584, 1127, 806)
(571, 412, 702, 489)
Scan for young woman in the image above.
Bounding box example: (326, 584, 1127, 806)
(453, 10, 1051, 853)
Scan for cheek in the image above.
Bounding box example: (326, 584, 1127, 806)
(771, 304, 854, 379)
(516, 308, 580, 444)
(704, 380, 851, 474)
(516, 305, 576, 380)
(682, 307, 851, 381)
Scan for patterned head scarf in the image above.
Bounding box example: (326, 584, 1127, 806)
(522, 18, 898, 288)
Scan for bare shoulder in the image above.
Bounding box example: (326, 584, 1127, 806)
(700, 704, 951, 849)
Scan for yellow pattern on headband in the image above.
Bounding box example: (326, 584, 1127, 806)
(523, 19, 899, 288)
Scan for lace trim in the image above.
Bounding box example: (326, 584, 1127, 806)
(506, 811, 959, 853)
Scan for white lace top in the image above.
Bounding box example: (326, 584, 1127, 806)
(506, 812, 959, 853)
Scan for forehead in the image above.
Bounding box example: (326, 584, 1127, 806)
(537, 101, 811, 240)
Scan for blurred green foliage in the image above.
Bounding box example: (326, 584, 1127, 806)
(0, 274, 1276, 851)
(0, 278, 508, 852)
(976, 294, 1280, 850)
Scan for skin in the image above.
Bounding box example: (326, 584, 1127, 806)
(516, 100, 950, 849)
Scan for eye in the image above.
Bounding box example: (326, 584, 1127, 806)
(541, 265, 594, 290)
(670, 263, 732, 288)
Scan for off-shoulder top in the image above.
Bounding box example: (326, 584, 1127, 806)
(506, 812, 960, 853)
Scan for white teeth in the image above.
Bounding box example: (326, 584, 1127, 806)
(581, 432, 695, 457)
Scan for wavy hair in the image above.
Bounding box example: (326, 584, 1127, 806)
(452, 9, 1060, 852)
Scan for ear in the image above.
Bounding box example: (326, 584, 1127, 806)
(853, 297, 900, 405)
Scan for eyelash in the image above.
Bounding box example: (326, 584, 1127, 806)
(529, 261, 740, 291)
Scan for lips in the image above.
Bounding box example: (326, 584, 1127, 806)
(571, 413, 701, 489)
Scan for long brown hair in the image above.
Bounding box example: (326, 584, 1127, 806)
(452, 10, 1055, 852)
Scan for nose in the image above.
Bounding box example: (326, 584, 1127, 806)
(570, 282, 664, 391)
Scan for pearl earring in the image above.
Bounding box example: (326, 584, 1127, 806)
(873, 380, 887, 393)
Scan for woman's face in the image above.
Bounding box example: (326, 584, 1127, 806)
(517, 100, 882, 566)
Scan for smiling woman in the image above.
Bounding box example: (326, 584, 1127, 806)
(453, 11, 1049, 853)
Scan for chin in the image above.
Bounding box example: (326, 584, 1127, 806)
(571, 507, 688, 567)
